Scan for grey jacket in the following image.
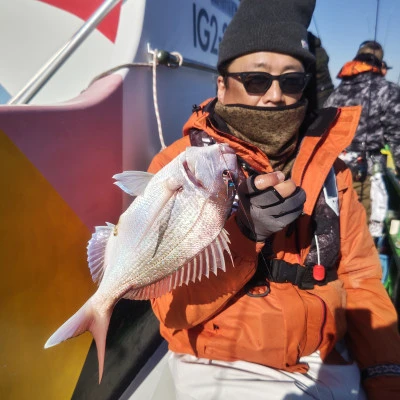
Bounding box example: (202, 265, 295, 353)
(324, 72, 400, 169)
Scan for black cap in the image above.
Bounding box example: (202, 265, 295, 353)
(357, 40, 384, 62)
(217, 0, 316, 72)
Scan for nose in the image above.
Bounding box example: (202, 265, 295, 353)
(259, 80, 284, 106)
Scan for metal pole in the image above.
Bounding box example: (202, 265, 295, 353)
(8, 0, 122, 105)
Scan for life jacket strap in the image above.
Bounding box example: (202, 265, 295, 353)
(259, 257, 338, 290)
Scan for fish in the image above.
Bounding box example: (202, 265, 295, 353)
(44, 143, 239, 382)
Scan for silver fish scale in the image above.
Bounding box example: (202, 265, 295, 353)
(95, 144, 237, 301)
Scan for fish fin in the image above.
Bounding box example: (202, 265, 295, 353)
(87, 223, 114, 284)
(123, 229, 233, 300)
(194, 228, 232, 282)
(112, 171, 154, 196)
(44, 298, 112, 383)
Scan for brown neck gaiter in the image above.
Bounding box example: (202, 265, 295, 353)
(214, 100, 307, 177)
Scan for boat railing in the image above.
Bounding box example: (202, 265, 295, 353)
(8, 0, 122, 105)
(82, 44, 217, 150)
(87, 44, 217, 88)
(8, 0, 219, 107)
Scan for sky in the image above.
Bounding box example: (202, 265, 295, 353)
(310, 0, 400, 87)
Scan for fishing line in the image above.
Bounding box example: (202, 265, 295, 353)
(382, 1, 395, 49)
(312, 16, 321, 42)
(374, 0, 380, 42)
(219, 147, 324, 399)
(219, 147, 274, 278)
(219, 147, 259, 238)
(359, 0, 380, 200)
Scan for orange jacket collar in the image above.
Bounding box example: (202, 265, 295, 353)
(337, 60, 381, 78)
(183, 98, 361, 216)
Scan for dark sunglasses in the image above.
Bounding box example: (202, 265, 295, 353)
(225, 71, 312, 95)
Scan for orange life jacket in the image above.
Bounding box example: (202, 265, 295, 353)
(148, 99, 400, 396)
(337, 60, 381, 79)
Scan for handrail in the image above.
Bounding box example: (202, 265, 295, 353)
(8, 0, 122, 105)
(86, 47, 218, 89)
(153, 49, 218, 75)
(181, 58, 218, 74)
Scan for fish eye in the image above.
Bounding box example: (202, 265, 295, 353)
(222, 170, 230, 178)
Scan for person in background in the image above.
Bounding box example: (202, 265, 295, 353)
(148, 1, 400, 399)
(381, 60, 392, 77)
(325, 40, 400, 238)
(307, 31, 334, 109)
(380, 60, 400, 98)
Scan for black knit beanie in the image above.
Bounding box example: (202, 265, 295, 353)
(217, 0, 316, 72)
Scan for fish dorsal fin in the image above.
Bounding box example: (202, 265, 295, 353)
(112, 171, 154, 196)
(86, 222, 114, 284)
(123, 229, 233, 300)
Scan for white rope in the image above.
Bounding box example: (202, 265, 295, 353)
(152, 49, 166, 150)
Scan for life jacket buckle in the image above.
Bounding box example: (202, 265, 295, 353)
(246, 282, 271, 298)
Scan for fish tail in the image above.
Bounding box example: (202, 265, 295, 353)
(92, 309, 110, 384)
(44, 298, 112, 383)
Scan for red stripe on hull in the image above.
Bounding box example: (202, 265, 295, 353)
(38, 0, 121, 42)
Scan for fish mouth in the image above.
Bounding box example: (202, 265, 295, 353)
(182, 144, 238, 189)
(219, 144, 238, 183)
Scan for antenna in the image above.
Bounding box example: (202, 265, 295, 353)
(374, 0, 380, 41)
(359, 0, 381, 201)
(382, 1, 395, 48)
(312, 15, 321, 40)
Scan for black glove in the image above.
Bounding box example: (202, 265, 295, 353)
(236, 175, 306, 242)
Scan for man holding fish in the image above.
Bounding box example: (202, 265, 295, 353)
(148, 0, 400, 398)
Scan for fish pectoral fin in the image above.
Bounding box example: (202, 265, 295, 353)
(188, 228, 233, 283)
(123, 229, 233, 301)
(112, 171, 154, 196)
(87, 223, 114, 284)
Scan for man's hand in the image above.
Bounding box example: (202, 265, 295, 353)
(236, 171, 306, 242)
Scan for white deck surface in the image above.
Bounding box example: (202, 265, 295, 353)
(120, 341, 176, 400)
